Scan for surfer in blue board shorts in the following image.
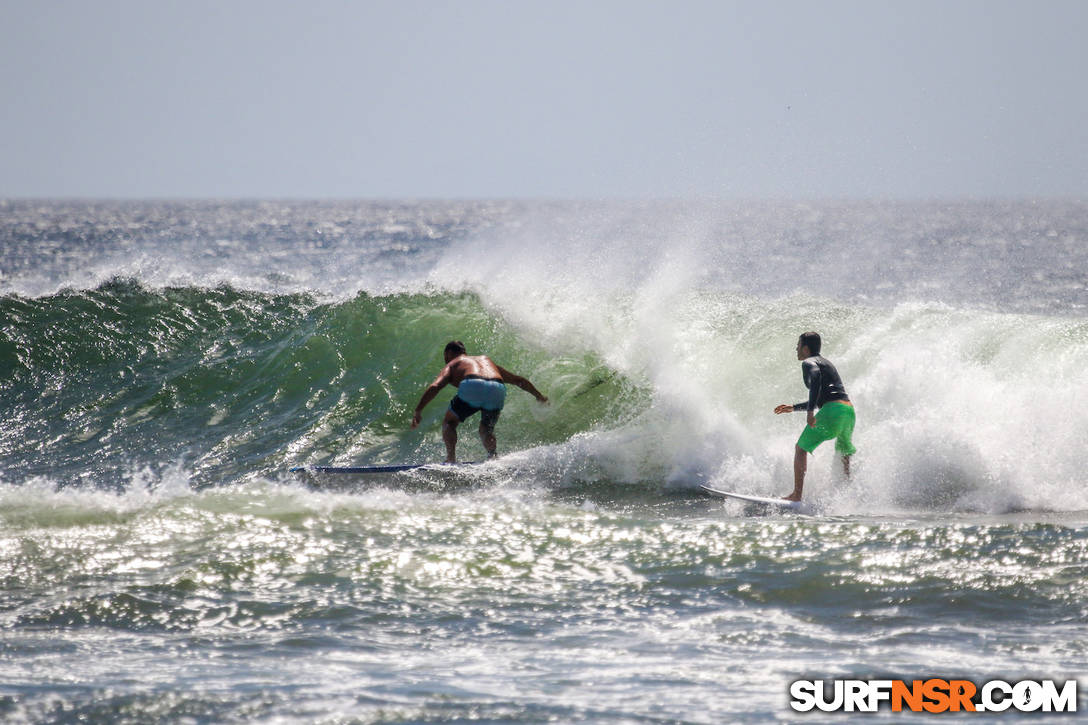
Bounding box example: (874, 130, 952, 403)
(774, 332, 856, 501)
(411, 341, 548, 462)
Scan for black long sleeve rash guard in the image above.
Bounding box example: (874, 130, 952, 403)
(793, 355, 851, 412)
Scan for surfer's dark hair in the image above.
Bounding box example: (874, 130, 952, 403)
(444, 340, 467, 357)
(799, 331, 821, 355)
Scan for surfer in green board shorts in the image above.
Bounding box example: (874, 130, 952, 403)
(774, 332, 856, 501)
(412, 341, 548, 462)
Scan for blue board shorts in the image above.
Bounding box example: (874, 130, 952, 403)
(449, 377, 507, 428)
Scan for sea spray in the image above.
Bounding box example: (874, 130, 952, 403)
(431, 202, 1088, 513)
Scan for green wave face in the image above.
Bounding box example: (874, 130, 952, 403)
(1, 279, 646, 488)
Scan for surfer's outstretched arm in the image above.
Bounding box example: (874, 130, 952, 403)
(412, 368, 452, 428)
(775, 402, 816, 428)
(495, 365, 548, 403)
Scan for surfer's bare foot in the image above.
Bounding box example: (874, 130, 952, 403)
(783, 491, 802, 502)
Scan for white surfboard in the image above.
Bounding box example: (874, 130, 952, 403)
(700, 484, 814, 515)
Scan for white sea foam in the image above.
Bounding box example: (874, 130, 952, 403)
(430, 203, 1088, 513)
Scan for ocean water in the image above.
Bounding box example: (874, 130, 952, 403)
(1, 199, 1086, 723)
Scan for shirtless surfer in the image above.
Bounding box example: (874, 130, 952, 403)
(411, 341, 548, 462)
(774, 332, 856, 501)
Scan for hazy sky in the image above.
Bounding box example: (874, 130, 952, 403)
(2, 0, 1085, 199)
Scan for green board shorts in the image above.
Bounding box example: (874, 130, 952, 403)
(797, 401, 857, 456)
